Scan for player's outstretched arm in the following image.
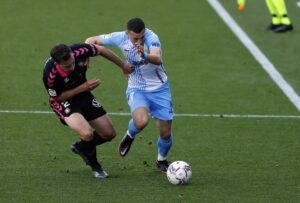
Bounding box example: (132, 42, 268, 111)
(85, 36, 102, 45)
(95, 44, 133, 74)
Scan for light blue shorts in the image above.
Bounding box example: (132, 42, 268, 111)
(126, 82, 174, 121)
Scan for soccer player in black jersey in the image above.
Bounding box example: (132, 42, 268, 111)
(43, 43, 133, 178)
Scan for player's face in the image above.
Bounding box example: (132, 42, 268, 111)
(59, 53, 75, 72)
(128, 30, 145, 45)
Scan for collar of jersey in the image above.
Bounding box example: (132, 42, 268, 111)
(56, 65, 70, 77)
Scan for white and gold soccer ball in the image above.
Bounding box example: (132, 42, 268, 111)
(167, 161, 192, 185)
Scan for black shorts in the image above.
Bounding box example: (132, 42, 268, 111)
(49, 92, 107, 125)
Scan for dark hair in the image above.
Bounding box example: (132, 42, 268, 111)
(50, 44, 72, 63)
(127, 17, 145, 33)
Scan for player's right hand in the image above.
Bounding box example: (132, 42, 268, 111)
(134, 43, 144, 57)
(83, 79, 101, 91)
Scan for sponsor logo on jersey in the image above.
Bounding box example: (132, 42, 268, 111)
(131, 60, 148, 66)
(151, 42, 160, 47)
(77, 59, 89, 68)
(48, 89, 57, 96)
(103, 34, 112, 39)
(92, 98, 102, 108)
(64, 77, 70, 83)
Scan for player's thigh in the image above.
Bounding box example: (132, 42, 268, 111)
(126, 89, 149, 114)
(148, 88, 174, 121)
(88, 114, 116, 139)
(127, 90, 150, 128)
(64, 113, 93, 140)
(81, 94, 107, 121)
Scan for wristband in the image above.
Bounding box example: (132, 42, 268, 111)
(143, 52, 148, 59)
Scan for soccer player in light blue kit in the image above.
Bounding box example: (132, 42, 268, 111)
(85, 18, 174, 172)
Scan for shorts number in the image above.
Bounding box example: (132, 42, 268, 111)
(62, 101, 70, 108)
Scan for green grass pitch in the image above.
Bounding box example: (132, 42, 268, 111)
(1, 0, 300, 202)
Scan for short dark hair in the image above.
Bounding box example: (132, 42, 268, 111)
(127, 17, 145, 33)
(50, 44, 72, 63)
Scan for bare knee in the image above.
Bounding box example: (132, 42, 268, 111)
(133, 108, 149, 129)
(79, 129, 93, 141)
(159, 125, 171, 138)
(96, 128, 116, 141)
(160, 131, 171, 139)
(104, 129, 116, 141)
(134, 116, 148, 130)
(158, 120, 172, 139)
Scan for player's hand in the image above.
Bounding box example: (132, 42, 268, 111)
(122, 61, 134, 74)
(83, 79, 101, 91)
(134, 43, 145, 58)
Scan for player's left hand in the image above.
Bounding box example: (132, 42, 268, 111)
(134, 43, 145, 58)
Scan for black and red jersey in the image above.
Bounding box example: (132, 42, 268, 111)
(42, 43, 98, 98)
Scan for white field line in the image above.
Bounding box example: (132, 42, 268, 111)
(297, 1, 300, 8)
(0, 110, 300, 119)
(207, 0, 300, 112)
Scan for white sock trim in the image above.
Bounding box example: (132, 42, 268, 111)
(157, 154, 167, 161)
(126, 130, 133, 138)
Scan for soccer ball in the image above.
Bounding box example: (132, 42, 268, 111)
(167, 161, 192, 185)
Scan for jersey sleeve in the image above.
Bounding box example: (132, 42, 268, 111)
(145, 30, 161, 50)
(43, 60, 63, 97)
(71, 43, 98, 58)
(99, 31, 125, 47)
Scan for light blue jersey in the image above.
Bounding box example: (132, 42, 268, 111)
(99, 24, 173, 162)
(99, 28, 168, 91)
